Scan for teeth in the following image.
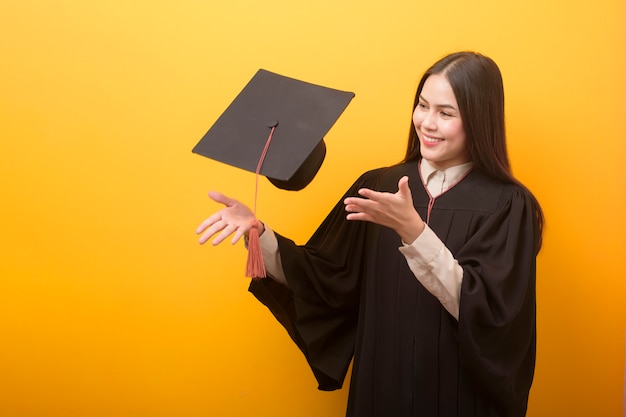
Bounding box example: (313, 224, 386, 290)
(423, 135, 442, 143)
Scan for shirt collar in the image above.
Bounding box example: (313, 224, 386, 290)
(419, 158, 474, 187)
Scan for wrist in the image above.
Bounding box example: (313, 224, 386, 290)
(398, 216, 425, 245)
(244, 221, 265, 247)
(257, 220, 265, 236)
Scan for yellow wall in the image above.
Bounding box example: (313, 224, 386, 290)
(1, 0, 624, 416)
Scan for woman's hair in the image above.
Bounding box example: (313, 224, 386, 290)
(404, 51, 544, 250)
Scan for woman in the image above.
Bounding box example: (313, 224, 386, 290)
(197, 51, 544, 417)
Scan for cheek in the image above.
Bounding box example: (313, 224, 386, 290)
(443, 120, 465, 140)
(412, 109, 422, 128)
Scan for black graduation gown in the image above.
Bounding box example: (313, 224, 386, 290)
(249, 161, 538, 417)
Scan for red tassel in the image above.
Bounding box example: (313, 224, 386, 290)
(245, 221, 266, 279)
(245, 125, 275, 280)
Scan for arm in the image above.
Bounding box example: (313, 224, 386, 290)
(344, 175, 462, 318)
(398, 225, 463, 319)
(259, 227, 287, 285)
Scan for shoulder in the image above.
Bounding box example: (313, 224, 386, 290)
(459, 171, 531, 214)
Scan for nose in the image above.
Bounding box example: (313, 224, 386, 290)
(421, 109, 437, 131)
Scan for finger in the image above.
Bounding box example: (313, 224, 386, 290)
(356, 187, 379, 200)
(358, 187, 394, 204)
(212, 224, 238, 246)
(198, 229, 213, 245)
(345, 194, 378, 206)
(344, 203, 361, 213)
(230, 228, 246, 245)
(198, 219, 227, 244)
(344, 197, 375, 213)
(346, 212, 373, 222)
(196, 212, 224, 234)
(344, 197, 360, 208)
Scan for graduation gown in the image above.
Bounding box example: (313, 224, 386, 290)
(249, 161, 539, 417)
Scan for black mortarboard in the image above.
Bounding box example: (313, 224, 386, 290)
(192, 69, 355, 190)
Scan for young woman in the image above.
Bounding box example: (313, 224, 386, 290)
(197, 51, 544, 417)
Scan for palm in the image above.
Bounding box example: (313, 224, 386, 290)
(196, 191, 257, 245)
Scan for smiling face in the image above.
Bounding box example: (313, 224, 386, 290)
(412, 73, 469, 170)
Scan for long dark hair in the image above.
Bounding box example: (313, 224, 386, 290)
(404, 52, 544, 251)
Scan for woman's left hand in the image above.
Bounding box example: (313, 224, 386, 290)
(344, 176, 425, 244)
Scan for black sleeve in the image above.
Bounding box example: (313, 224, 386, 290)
(456, 187, 539, 415)
(249, 169, 384, 390)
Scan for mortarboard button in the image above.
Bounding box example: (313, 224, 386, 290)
(192, 69, 355, 190)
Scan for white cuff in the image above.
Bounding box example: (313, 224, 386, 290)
(259, 226, 288, 285)
(399, 225, 462, 320)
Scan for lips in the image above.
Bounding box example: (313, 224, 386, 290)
(421, 134, 443, 146)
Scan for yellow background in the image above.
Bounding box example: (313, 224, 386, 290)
(1, 0, 624, 416)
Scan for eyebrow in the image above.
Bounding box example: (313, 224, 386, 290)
(419, 95, 458, 111)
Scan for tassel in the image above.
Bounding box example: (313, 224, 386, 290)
(245, 220, 266, 279)
(244, 123, 276, 280)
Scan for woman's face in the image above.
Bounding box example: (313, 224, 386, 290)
(412, 74, 469, 170)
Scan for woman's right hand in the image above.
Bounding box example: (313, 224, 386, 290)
(196, 191, 263, 245)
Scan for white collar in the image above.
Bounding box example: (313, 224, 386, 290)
(419, 158, 473, 195)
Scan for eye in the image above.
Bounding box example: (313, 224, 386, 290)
(417, 102, 428, 110)
(440, 111, 452, 118)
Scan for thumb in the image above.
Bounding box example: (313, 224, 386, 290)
(208, 191, 235, 207)
(397, 176, 412, 198)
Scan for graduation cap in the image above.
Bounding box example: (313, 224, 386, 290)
(192, 69, 355, 278)
(192, 69, 355, 191)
